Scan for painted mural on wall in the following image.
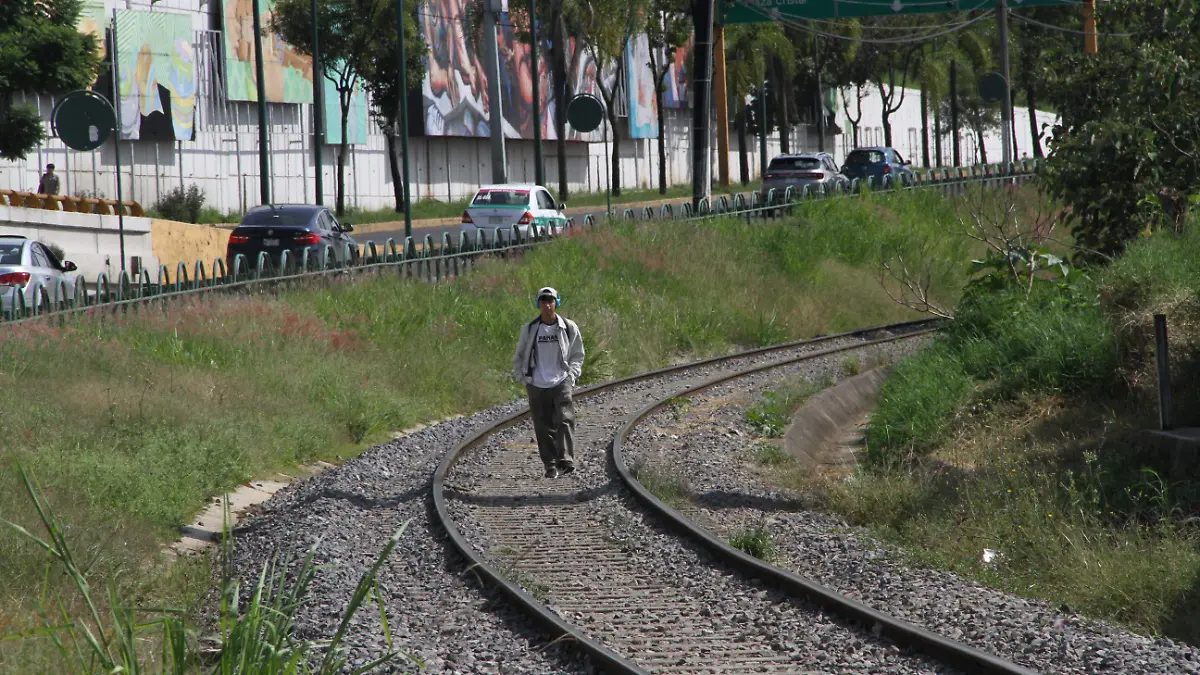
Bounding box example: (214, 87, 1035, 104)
(78, 0, 108, 62)
(626, 35, 659, 139)
(663, 33, 692, 110)
(223, 0, 314, 103)
(322, 65, 369, 146)
(115, 10, 197, 141)
(418, 0, 607, 142)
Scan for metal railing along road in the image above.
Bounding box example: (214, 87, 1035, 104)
(0, 159, 1041, 324)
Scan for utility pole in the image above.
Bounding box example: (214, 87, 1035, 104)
(484, 0, 507, 183)
(110, 11, 127, 272)
(997, 0, 1013, 168)
(714, 24, 730, 187)
(311, 0, 324, 205)
(252, 0, 271, 204)
(396, 0, 413, 237)
(758, 79, 767, 179)
(529, 0, 544, 186)
(813, 37, 824, 152)
(1083, 0, 1097, 54)
(950, 59, 960, 167)
(690, 0, 715, 208)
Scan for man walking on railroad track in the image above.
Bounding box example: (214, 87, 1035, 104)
(513, 286, 585, 478)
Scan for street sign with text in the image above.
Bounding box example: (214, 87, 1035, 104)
(723, 0, 1079, 25)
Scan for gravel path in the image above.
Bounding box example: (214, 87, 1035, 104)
(625, 353, 1200, 675)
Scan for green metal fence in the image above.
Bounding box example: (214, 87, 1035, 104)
(1, 159, 1041, 325)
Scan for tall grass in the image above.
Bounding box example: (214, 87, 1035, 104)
(0, 188, 1011, 668)
(2, 465, 414, 674)
(830, 220, 1200, 644)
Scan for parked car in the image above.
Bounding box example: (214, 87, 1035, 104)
(0, 235, 80, 316)
(461, 184, 568, 238)
(761, 153, 849, 200)
(225, 204, 356, 272)
(839, 146, 915, 186)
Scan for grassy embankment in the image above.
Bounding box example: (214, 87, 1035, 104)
(0, 186, 976, 670)
(798, 218, 1200, 645)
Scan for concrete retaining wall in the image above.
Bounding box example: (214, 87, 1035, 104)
(0, 204, 158, 280)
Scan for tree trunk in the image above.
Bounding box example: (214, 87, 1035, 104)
(386, 131, 404, 212)
(655, 83, 667, 194)
(1009, 108, 1019, 162)
(336, 96, 351, 215)
(933, 105, 942, 167)
(737, 105, 749, 185)
(882, 110, 892, 148)
(774, 62, 789, 154)
(1026, 84, 1043, 158)
(608, 110, 621, 196)
(976, 128, 987, 164)
(920, 86, 930, 167)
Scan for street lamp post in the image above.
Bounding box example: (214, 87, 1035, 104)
(311, 0, 324, 205)
(251, 0, 272, 205)
(396, 0, 413, 238)
(529, 0, 544, 186)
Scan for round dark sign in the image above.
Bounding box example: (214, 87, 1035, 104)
(566, 94, 605, 133)
(52, 90, 117, 152)
(978, 72, 1008, 105)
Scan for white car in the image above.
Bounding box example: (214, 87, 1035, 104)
(0, 235, 80, 317)
(461, 184, 568, 237)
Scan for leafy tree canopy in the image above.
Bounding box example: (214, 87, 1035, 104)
(1043, 0, 1200, 259)
(0, 0, 101, 160)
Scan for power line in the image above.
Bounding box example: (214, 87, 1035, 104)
(1009, 12, 1132, 38)
(733, 1, 997, 45)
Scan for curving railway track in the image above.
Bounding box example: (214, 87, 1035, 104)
(433, 319, 1038, 675)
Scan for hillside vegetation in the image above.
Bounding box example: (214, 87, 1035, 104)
(0, 187, 982, 669)
(827, 216, 1200, 644)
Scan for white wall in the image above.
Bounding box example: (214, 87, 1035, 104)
(0, 205, 157, 280)
(833, 85, 1058, 168)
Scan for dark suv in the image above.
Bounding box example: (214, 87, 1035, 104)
(226, 204, 356, 272)
(840, 147, 915, 186)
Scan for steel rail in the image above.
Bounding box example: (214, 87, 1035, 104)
(431, 317, 944, 674)
(610, 335, 1042, 675)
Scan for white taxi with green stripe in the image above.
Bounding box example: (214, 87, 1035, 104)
(461, 184, 568, 237)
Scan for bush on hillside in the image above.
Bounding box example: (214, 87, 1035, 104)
(154, 184, 206, 223)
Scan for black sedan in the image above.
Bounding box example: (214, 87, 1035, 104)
(226, 204, 356, 273)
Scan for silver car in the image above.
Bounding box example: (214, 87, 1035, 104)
(0, 235, 80, 317)
(761, 153, 850, 200)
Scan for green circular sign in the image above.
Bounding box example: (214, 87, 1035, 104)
(566, 94, 605, 133)
(52, 90, 116, 152)
(978, 72, 1008, 105)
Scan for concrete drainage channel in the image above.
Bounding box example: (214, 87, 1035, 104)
(426, 319, 1044, 674)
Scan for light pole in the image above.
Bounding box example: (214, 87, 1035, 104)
(311, 0, 324, 205)
(529, 0, 544, 186)
(251, 0, 271, 204)
(396, 0, 413, 238)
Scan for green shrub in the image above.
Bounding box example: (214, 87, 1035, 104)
(729, 526, 775, 560)
(154, 184, 206, 224)
(866, 345, 974, 461)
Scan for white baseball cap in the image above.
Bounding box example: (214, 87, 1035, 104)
(536, 286, 559, 302)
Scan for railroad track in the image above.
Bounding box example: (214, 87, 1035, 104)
(433, 319, 1038, 674)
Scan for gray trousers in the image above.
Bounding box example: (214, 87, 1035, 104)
(527, 382, 575, 470)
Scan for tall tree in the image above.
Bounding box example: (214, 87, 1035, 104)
(0, 0, 101, 160)
(577, 0, 638, 196)
(358, 0, 426, 212)
(1044, 0, 1196, 257)
(643, 0, 689, 194)
(271, 0, 400, 215)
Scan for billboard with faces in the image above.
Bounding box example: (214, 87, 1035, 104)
(419, 0, 611, 141)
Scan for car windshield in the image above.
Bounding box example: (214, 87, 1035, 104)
(241, 210, 315, 226)
(769, 157, 822, 171)
(0, 244, 23, 265)
(846, 150, 885, 164)
(472, 189, 529, 206)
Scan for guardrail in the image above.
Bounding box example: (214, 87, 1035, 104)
(0, 189, 145, 216)
(1, 159, 1040, 324)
